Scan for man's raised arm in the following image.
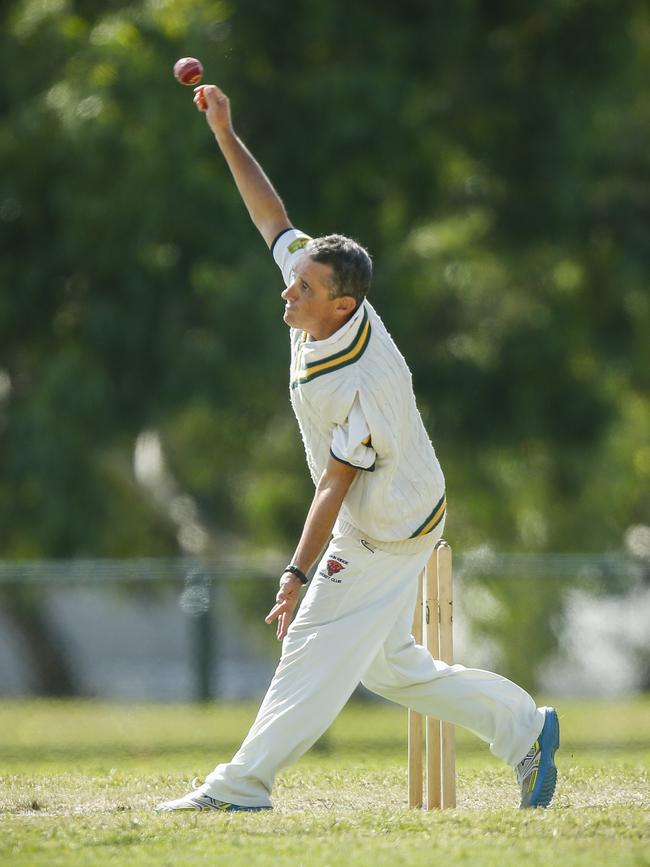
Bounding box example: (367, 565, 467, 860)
(194, 84, 291, 248)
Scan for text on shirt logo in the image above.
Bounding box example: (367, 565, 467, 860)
(319, 555, 348, 583)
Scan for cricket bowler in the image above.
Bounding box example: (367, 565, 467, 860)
(156, 83, 559, 813)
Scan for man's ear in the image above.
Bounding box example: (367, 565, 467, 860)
(335, 295, 358, 316)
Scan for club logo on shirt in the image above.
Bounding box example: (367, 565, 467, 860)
(327, 559, 344, 576)
(319, 555, 348, 583)
(288, 237, 309, 254)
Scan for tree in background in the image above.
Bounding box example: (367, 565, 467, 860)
(1, 0, 648, 691)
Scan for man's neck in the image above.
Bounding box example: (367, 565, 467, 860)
(308, 305, 361, 341)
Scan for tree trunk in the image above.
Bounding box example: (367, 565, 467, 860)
(1, 587, 80, 696)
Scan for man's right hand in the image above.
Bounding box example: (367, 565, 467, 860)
(191, 83, 290, 248)
(194, 84, 233, 139)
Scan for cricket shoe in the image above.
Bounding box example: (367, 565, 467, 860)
(155, 779, 271, 813)
(516, 706, 560, 808)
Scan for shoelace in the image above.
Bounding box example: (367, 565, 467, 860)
(516, 744, 539, 783)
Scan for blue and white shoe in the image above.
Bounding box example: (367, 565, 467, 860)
(515, 707, 560, 808)
(155, 779, 271, 813)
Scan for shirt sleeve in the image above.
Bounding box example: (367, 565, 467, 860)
(271, 228, 312, 287)
(330, 394, 377, 472)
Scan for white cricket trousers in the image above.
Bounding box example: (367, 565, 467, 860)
(205, 532, 544, 808)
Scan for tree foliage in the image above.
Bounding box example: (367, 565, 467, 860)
(1, 0, 649, 566)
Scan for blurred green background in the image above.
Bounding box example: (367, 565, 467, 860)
(1, 0, 649, 696)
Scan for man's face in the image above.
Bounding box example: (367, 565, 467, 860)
(282, 255, 355, 340)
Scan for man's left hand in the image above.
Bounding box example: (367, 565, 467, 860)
(265, 573, 302, 641)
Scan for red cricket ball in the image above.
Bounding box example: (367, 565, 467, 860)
(173, 57, 203, 86)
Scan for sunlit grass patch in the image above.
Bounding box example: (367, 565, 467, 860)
(0, 697, 648, 866)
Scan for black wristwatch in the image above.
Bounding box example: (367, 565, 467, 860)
(283, 565, 309, 585)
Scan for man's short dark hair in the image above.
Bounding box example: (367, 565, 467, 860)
(306, 235, 372, 304)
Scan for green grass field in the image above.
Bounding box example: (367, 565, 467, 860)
(1, 697, 648, 866)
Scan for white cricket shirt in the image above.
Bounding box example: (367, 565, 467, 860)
(273, 228, 446, 548)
